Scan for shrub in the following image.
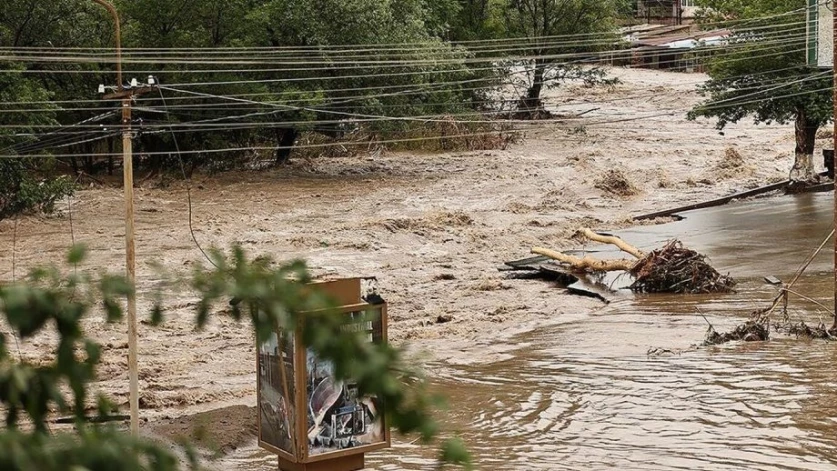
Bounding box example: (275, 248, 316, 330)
(0, 159, 75, 221)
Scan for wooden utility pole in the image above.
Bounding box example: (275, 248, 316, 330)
(92, 0, 155, 436)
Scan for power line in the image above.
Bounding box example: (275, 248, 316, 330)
(0, 5, 812, 54)
(0, 25, 808, 74)
(3, 78, 833, 160)
(0, 45, 817, 110)
(0, 21, 807, 66)
(156, 87, 216, 268)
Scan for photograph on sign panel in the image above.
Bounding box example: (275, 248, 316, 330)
(306, 309, 385, 456)
(258, 331, 295, 455)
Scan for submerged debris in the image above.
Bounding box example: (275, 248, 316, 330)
(778, 321, 836, 340)
(630, 240, 735, 294)
(703, 321, 769, 346)
(704, 319, 837, 346)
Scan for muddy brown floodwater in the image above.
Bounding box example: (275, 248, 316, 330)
(3, 68, 836, 470)
(221, 193, 837, 470)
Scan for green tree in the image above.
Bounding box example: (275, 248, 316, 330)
(239, 0, 484, 160)
(3, 0, 504, 171)
(451, 0, 508, 41)
(0, 65, 74, 221)
(688, 0, 832, 183)
(615, 0, 638, 21)
(1, 0, 117, 176)
(108, 0, 488, 165)
(501, 0, 622, 116)
(0, 246, 470, 470)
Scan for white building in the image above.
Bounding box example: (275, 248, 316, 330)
(807, 0, 832, 68)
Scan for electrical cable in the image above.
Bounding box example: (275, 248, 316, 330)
(0, 54, 817, 109)
(0, 5, 812, 54)
(9, 218, 22, 362)
(157, 88, 217, 268)
(0, 26, 809, 76)
(6, 70, 832, 159)
(0, 22, 808, 69)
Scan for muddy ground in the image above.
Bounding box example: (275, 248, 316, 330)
(0, 67, 822, 455)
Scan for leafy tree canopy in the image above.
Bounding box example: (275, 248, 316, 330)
(689, 0, 832, 130)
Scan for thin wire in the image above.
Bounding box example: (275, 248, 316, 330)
(1, 33, 809, 77)
(0, 40, 825, 153)
(156, 43, 819, 89)
(5, 72, 830, 159)
(0, 16, 793, 55)
(10, 218, 22, 362)
(0, 130, 523, 158)
(149, 66, 828, 130)
(693, 69, 832, 109)
(1, 23, 808, 69)
(0, 6, 811, 52)
(2, 79, 832, 159)
(0, 110, 118, 154)
(157, 88, 217, 268)
(11, 131, 119, 156)
(140, 65, 821, 115)
(0, 56, 816, 115)
(0, 58, 814, 108)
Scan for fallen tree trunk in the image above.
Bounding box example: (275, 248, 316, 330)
(532, 247, 636, 272)
(579, 228, 644, 259)
(530, 229, 735, 294)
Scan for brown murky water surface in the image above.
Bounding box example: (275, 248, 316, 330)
(3, 68, 832, 470)
(222, 193, 837, 470)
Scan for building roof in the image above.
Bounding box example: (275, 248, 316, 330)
(623, 24, 730, 49)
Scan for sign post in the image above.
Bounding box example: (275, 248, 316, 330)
(257, 278, 391, 471)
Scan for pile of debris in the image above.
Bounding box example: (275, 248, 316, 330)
(781, 321, 834, 339)
(594, 169, 641, 197)
(630, 241, 735, 294)
(704, 320, 769, 345)
(702, 229, 837, 345)
(530, 228, 735, 294)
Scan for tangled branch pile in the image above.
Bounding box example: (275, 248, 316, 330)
(699, 230, 836, 346)
(704, 321, 769, 345)
(781, 321, 834, 339)
(630, 241, 736, 294)
(704, 318, 836, 346)
(531, 229, 734, 294)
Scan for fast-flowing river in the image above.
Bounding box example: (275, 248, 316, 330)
(225, 192, 837, 470)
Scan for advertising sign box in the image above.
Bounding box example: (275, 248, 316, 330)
(257, 278, 390, 471)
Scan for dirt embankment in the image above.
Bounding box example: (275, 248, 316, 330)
(151, 405, 257, 456)
(0, 67, 816, 459)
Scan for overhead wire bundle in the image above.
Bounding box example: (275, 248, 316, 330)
(0, 4, 827, 161)
(0, 4, 828, 275)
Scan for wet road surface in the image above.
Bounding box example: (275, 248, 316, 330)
(224, 193, 837, 470)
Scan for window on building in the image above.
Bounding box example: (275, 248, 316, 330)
(681, 0, 696, 6)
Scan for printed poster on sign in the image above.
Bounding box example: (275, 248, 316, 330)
(306, 309, 385, 456)
(258, 331, 295, 455)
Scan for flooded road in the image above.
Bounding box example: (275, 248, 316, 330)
(224, 193, 837, 470)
